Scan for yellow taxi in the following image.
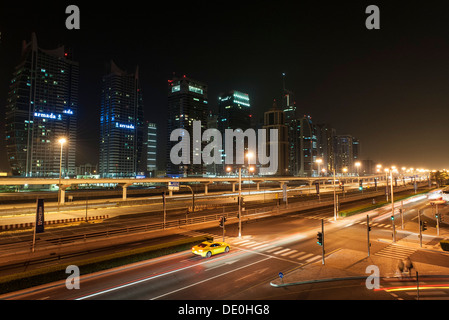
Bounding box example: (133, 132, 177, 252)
(192, 240, 231, 258)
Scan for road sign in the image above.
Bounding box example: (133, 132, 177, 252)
(35, 199, 45, 234)
(168, 181, 180, 191)
(278, 272, 284, 279)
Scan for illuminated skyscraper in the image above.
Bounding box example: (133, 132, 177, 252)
(263, 101, 289, 176)
(99, 61, 145, 177)
(146, 122, 157, 176)
(334, 135, 359, 173)
(5, 33, 79, 177)
(218, 90, 251, 174)
(167, 75, 208, 177)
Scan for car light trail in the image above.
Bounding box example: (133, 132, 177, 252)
(375, 283, 449, 293)
(73, 251, 242, 300)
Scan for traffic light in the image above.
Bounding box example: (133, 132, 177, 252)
(317, 232, 323, 246)
(390, 215, 395, 221)
(421, 221, 427, 232)
(219, 216, 227, 228)
(359, 179, 363, 191)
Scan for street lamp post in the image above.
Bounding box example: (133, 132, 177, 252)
(386, 167, 397, 242)
(355, 161, 361, 183)
(226, 165, 243, 238)
(316, 158, 322, 177)
(58, 138, 67, 211)
(333, 168, 337, 221)
(238, 167, 242, 237)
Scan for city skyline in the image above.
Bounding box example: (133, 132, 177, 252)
(1, 2, 449, 173)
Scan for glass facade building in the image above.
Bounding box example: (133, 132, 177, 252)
(5, 33, 79, 177)
(146, 122, 157, 176)
(99, 61, 144, 177)
(217, 90, 251, 174)
(167, 75, 208, 177)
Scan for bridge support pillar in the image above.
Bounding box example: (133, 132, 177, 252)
(119, 183, 132, 200)
(58, 185, 70, 205)
(60, 188, 66, 204)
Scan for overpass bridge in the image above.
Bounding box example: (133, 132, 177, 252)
(0, 174, 426, 203)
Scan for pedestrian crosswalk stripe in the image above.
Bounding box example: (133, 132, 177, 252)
(375, 245, 417, 259)
(289, 251, 307, 259)
(306, 255, 321, 263)
(265, 246, 282, 253)
(250, 243, 272, 250)
(233, 239, 251, 244)
(281, 249, 298, 256)
(300, 253, 314, 260)
(246, 241, 267, 248)
(273, 248, 292, 255)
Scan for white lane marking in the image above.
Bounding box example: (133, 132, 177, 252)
(150, 256, 272, 300)
(75, 252, 240, 300)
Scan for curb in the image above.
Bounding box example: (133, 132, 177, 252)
(270, 276, 367, 287)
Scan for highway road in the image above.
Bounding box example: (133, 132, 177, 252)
(2, 188, 448, 302)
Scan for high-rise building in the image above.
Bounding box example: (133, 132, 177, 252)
(5, 33, 79, 177)
(218, 90, 251, 133)
(99, 61, 144, 177)
(298, 115, 318, 177)
(316, 123, 336, 173)
(334, 135, 358, 174)
(167, 75, 208, 177)
(218, 90, 251, 174)
(263, 101, 289, 176)
(146, 122, 157, 176)
(283, 88, 299, 176)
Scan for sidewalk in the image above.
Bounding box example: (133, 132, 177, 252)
(271, 240, 449, 288)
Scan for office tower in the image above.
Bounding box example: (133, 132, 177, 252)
(218, 90, 251, 133)
(283, 85, 300, 176)
(146, 122, 157, 177)
(99, 61, 144, 177)
(5, 33, 79, 177)
(316, 123, 336, 173)
(298, 115, 318, 177)
(218, 90, 251, 173)
(353, 137, 360, 164)
(263, 101, 288, 176)
(334, 135, 358, 174)
(167, 75, 208, 177)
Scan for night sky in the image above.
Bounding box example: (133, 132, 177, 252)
(1, 1, 449, 172)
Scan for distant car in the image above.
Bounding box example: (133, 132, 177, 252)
(192, 240, 230, 258)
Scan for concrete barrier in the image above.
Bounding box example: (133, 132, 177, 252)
(0, 215, 109, 231)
